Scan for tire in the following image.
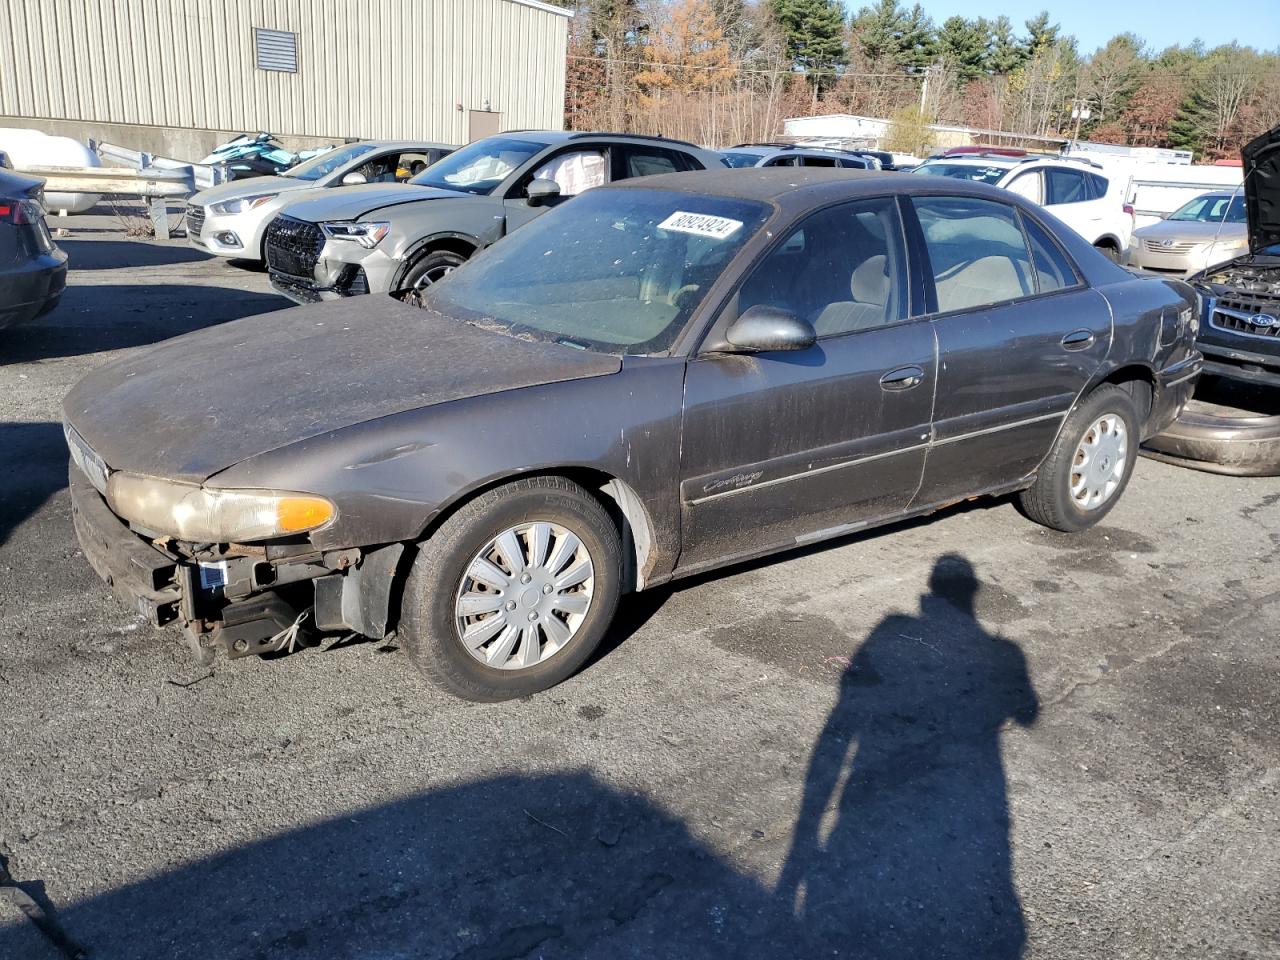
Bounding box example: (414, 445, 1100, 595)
(400, 476, 622, 702)
(1094, 242, 1120, 263)
(1141, 391, 1280, 478)
(398, 249, 468, 307)
(1019, 384, 1140, 532)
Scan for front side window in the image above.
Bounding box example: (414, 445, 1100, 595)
(409, 137, 546, 195)
(1006, 171, 1043, 204)
(286, 143, 377, 182)
(737, 197, 907, 336)
(530, 150, 608, 196)
(425, 188, 770, 354)
(914, 196, 1035, 313)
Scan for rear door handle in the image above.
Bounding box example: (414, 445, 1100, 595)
(880, 365, 925, 391)
(1061, 329, 1095, 351)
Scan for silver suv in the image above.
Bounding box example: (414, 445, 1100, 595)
(264, 131, 724, 304)
(721, 143, 879, 169)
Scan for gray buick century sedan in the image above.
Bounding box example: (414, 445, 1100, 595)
(64, 170, 1202, 701)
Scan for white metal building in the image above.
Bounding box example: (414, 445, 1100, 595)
(0, 0, 571, 158)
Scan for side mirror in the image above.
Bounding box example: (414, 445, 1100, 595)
(723, 305, 816, 353)
(341, 171, 368, 186)
(526, 178, 561, 206)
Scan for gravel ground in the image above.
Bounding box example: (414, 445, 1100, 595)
(1, 215, 1278, 960)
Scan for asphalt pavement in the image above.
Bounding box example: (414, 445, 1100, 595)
(0, 214, 1277, 960)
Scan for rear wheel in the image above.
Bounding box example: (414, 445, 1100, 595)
(1019, 384, 1140, 532)
(400, 476, 622, 702)
(399, 249, 467, 307)
(1094, 241, 1121, 263)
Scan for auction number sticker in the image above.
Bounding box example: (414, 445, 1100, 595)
(658, 211, 743, 240)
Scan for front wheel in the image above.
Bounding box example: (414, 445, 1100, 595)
(1019, 384, 1140, 532)
(400, 476, 622, 702)
(398, 249, 467, 307)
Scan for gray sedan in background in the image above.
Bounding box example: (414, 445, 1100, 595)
(64, 170, 1199, 701)
(1128, 191, 1249, 276)
(263, 131, 724, 304)
(186, 140, 453, 262)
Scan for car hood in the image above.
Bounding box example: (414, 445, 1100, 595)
(1243, 123, 1280, 253)
(1135, 219, 1247, 243)
(279, 183, 468, 223)
(62, 298, 621, 485)
(190, 176, 316, 206)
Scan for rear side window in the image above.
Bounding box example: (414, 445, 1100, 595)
(913, 196, 1035, 313)
(1086, 172, 1109, 199)
(621, 146, 700, 177)
(1020, 213, 1080, 293)
(1045, 167, 1089, 205)
(801, 156, 838, 167)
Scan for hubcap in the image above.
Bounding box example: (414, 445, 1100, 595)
(412, 263, 455, 291)
(454, 522, 594, 670)
(1070, 413, 1127, 510)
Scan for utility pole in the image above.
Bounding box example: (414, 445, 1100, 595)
(1070, 98, 1092, 145)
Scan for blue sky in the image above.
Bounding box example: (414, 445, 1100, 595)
(842, 0, 1280, 56)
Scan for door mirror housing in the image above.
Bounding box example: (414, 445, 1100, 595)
(341, 171, 368, 186)
(723, 305, 817, 353)
(526, 178, 561, 206)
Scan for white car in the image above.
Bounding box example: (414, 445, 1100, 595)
(911, 151, 1133, 260)
(186, 140, 453, 262)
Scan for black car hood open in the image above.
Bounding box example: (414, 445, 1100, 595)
(63, 298, 620, 484)
(1243, 123, 1280, 253)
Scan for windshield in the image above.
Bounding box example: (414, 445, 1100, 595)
(285, 144, 376, 181)
(912, 162, 1009, 184)
(1169, 193, 1247, 223)
(409, 137, 546, 194)
(722, 151, 763, 168)
(425, 188, 771, 354)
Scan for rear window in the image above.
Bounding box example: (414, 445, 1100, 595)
(721, 152, 761, 168)
(912, 162, 1010, 185)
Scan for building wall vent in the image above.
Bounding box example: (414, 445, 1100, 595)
(254, 28, 297, 73)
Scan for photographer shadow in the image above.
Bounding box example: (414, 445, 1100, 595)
(777, 553, 1040, 958)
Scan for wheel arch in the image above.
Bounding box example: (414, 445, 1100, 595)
(393, 232, 480, 289)
(387, 467, 657, 636)
(1032, 363, 1157, 481)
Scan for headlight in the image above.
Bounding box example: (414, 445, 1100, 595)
(209, 193, 279, 215)
(106, 474, 335, 543)
(321, 221, 390, 249)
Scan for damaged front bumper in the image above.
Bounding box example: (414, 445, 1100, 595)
(69, 463, 402, 661)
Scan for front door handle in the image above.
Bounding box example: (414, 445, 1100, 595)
(1061, 329, 1095, 351)
(880, 365, 925, 391)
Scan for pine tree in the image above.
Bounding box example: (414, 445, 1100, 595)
(936, 16, 990, 85)
(770, 0, 848, 88)
(850, 0, 936, 73)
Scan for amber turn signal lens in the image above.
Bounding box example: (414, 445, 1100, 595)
(276, 497, 335, 533)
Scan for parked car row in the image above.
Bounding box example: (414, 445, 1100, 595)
(66, 166, 1203, 701)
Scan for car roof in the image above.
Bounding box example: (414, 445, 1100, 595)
(500, 130, 708, 151)
(923, 156, 1019, 168)
(355, 140, 457, 151)
(608, 167, 1020, 211)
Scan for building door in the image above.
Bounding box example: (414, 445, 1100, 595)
(468, 110, 504, 143)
